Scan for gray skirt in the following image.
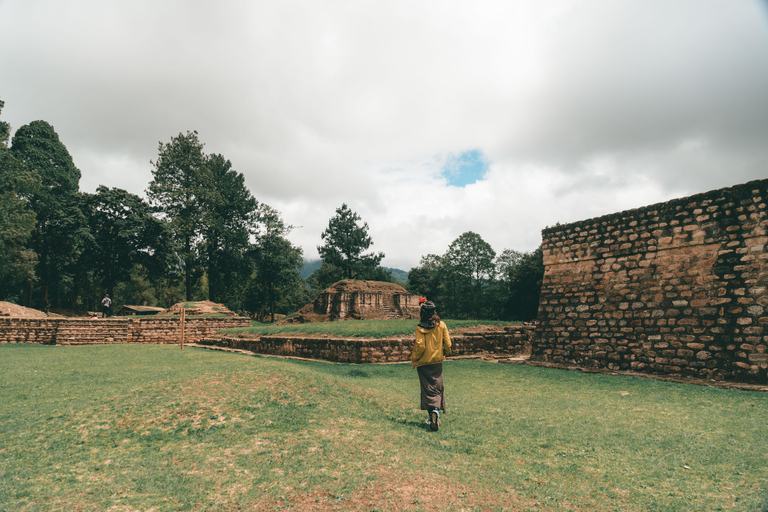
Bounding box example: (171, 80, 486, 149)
(417, 362, 445, 412)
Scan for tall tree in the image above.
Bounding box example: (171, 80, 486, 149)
(317, 203, 384, 287)
(442, 231, 496, 319)
(0, 100, 8, 147)
(83, 186, 171, 303)
(407, 254, 444, 301)
(200, 153, 258, 304)
(0, 100, 37, 303)
(10, 120, 88, 309)
(147, 131, 207, 301)
(244, 205, 305, 321)
(500, 246, 544, 321)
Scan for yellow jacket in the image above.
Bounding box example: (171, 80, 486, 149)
(411, 321, 451, 368)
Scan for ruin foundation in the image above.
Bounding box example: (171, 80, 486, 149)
(0, 317, 250, 345)
(198, 325, 533, 364)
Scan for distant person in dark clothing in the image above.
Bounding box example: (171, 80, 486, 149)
(101, 294, 112, 318)
(411, 299, 451, 431)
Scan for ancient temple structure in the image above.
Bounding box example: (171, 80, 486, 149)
(283, 280, 422, 323)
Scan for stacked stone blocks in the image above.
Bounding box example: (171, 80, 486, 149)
(199, 325, 533, 363)
(534, 179, 768, 384)
(0, 317, 250, 345)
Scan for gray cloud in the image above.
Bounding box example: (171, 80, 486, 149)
(2, 0, 767, 270)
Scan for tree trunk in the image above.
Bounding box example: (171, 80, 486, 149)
(184, 237, 193, 301)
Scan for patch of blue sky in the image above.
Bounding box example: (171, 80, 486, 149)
(442, 149, 490, 187)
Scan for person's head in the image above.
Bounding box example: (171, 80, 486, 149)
(419, 300, 439, 328)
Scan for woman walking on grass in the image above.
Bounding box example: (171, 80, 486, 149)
(411, 299, 451, 431)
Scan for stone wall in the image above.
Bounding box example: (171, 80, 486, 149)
(0, 317, 250, 345)
(533, 178, 768, 384)
(199, 325, 533, 363)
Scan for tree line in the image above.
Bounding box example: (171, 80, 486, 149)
(407, 232, 543, 321)
(0, 99, 542, 321)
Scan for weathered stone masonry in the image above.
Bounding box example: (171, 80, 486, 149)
(532, 179, 768, 384)
(0, 317, 250, 345)
(0, 316, 531, 364)
(199, 325, 533, 363)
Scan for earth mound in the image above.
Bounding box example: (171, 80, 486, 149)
(48, 309, 93, 318)
(323, 280, 413, 294)
(161, 300, 239, 317)
(0, 302, 48, 318)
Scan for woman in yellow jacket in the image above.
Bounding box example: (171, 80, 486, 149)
(411, 299, 451, 431)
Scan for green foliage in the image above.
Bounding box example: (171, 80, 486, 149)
(200, 152, 258, 304)
(10, 120, 88, 309)
(442, 231, 496, 318)
(0, 99, 9, 148)
(316, 203, 386, 288)
(406, 253, 442, 297)
(243, 205, 308, 321)
(83, 186, 171, 302)
(0, 101, 37, 301)
(306, 260, 342, 291)
(501, 246, 544, 321)
(148, 133, 261, 305)
(0, 110, 320, 314)
(407, 234, 544, 322)
(1, 344, 766, 511)
(113, 264, 159, 308)
(147, 131, 208, 301)
(11, 120, 80, 202)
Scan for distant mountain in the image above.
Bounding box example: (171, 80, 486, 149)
(301, 259, 409, 284)
(386, 267, 408, 283)
(300, 259, 322, 279)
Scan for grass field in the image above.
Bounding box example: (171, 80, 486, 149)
(1, 343, 767, 512)
(231, 318, 516, 338)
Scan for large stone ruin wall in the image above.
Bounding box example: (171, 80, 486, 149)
(533, 179, 768, 384)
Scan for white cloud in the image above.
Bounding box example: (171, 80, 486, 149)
(1, 0, 767, 271)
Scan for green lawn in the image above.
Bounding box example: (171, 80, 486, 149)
(1, 344, 766, 511)
(233, 318, 516, 338)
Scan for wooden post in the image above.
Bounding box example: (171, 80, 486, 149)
(180, 306, 185, 349)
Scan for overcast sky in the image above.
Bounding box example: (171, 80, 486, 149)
(2, 0, 768, 271)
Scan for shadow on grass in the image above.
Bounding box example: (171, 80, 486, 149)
(388, 414, 435, 431)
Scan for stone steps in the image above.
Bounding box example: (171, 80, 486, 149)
(379, 304, 400, 319)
